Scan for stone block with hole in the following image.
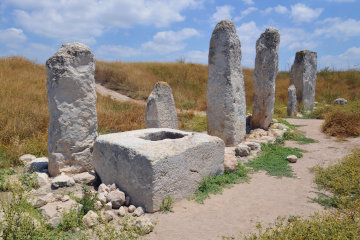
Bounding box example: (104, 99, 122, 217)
(93, 128, 224, 212)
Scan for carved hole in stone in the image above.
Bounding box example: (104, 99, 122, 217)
(140, 131, 186, 141)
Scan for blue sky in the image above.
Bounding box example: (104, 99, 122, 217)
(0, 0, 359, 70)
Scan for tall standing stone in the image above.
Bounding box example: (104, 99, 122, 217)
(287, 85, 297, 116)
(207, 20, 246, 146)
(251, 27, 280, 130)
(290, 50, 317, 111)
(146, 81, 178, 129)
(46, 43, 97, 177)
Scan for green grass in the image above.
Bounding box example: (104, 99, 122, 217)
(179, 112, 207, 132)
(246, 143, 304, 178)
(278, 119, 318, 145)
(189, 164, 250, 203)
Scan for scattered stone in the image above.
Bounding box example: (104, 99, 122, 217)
(287, 155, 298, 163)
(235, 144, 251, 157)
(207, 19, 246, 146)
(133, 207, 144, 217)
(117, 206, 127, 217)
(40, 199, 80, 220)
(251, 27, 280, 129)
(146, 82, 178, 129)
(19, 154, 36, 164)
(49, 217, 62, 228)
(98, 192, 107, 204)
(51, 174, 75, 189)
(271, 123, 288, 130)
(93, 128, 224, 212)
(224, 155, 238, 172)
(243, 142, 261, 151)
(333, 98, 348, 105)
(28, 157, 48, 172)
(290, 50, 317, 111)
(94, 201, 102, 210)
(46, 42, 98, 177)
(106, 189, 125, 209)
(105, 202, 112, 210)
(61, 195, 70, 202)
(287, 85, 297, 116)
(37, 172, 50, 187)
(269, 129, 285, 138)
(109, 183, 117, 191)
(98, 183, 110, 193)
(128, 205, 136, 213)
(82, 210, 98, 228)
(73, 172, 96, 185)
(135, 216, 155, 234)
(103, 210, 115, 222)
(32, 197, 47, 208)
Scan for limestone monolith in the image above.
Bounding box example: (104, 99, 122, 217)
(251, 27, 280, 130)
(290, 50, 317, 111)
(46, 43, 97, 177)
(287, 85, 297, 116)
(206, 19, 246, 146)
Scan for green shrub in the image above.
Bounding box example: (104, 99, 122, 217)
(159, 195, 174, 213)
(19, 172, 39, 191)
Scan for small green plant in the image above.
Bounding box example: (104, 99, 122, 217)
(159, 195, 174, 213)
(19, 171, 39, 191)
(0, 169, 15, 191)
(190, 164, 250, 203)
(246, 143, 304, 178)
(77, 185, 98, 217)
(277, 119, 317, 145)
(58, 207, 83, 232)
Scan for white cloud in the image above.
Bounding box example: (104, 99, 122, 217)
(184, 50, 208, 63)
(0, 28, 26, 48)
(320, 47, 360, 69)
(211, 5, 233, 25)
(96, 28, 200, 59)
(327, 0, 356, 2)
(291, 4, 323, 23)
(264, 5, 288, 14)
(234, 7, 257, 21)
(280, 27, 319, 50)
(5, 0, 200, 43)
(314, 18, 360, 40)
(242, 0, 254, 5)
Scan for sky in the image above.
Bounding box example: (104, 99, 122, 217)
(0, 0, 359, 70)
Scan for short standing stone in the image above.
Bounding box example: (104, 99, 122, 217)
(290, 50, 317, 111)
(251, 27, 280, 129)
(333, 98, 348, 105)
(46, 42, 98, 177)
(146, 82, 178, 129)
(287, 85, 297, 116)
(207, 19, 246, 146)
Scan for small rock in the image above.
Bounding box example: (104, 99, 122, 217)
(333, 98, 348, 105)
(33, 197, 47, 208)
(49, 217, 62, 228)
(106, 189, 125, 209)
(296, 112, 303, 118)
(235, 144, 251, 157)
(269, 129, 285, 138)
(105, 202, 112, 210)
(28, 157, 48, 172)
(19, 154, 36, 164)
(98, 192, 107, 204)
(249, 129, 268, 138)
(118, 206, 126, 217)
(287, 155, 298, 163)
(73, 172, 96, 185)
(128, 205, 136, 213)
(260, 136, 276, 143)
(271, 123, 288, 130)
(94, 201, 102, 210)
(103, 211, 116, 222)
(98, 183, 110, 193)
(224, 157, 238, 172)
(109, 183, 117, 191)
(244, 142, 261, 151)
(37, 172, 50, 187)
(82, 210, 98, 228)
(51, 174, 75, 189)
(135, 216, 155, 234)
(61, 195, 70, 202)
(133, 207, 144, 217)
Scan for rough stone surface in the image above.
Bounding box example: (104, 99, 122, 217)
(243, 142, 261, 151)
(73, 172, 96, 184)
(235, 144, 251, 157)
(207, 19, 246, 146)
(46, 42, 98, 177)
(133, 207, 144, 217)
(106, 189, 125, 209)
(224, 147, 238, 172)
(82, 210, 98, 228)
(98, 183, 109, 193)
(287, 155, 298, 163)
(290, 50, 317, 111)
(146, 82, 178, 129)
(333, 98, 348, 105)
(93, 128, 224, 212)
(118, 206, 126, 216)
(40, 199, 80, 222)
(28, 157, 49, 172)
(94, 201, 102, 210)
(37, 172, 50, 187)
(128, 205, 136, 213)
(19, 154, 36, 164)
(135, 216, 155, 234)
(98, 193, 107, 204)
(287, 85, 297, 116)
(251, 27, 280, 130)
(51, 174, 75, 189)
(105, 202, 112, 210)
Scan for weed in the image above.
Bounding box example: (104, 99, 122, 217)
(19, 172, 39, 191)
(0, 169, 15, 191)
(159, 195, 174, 213)
(190, 164, 250, 203)
(77, 185, 98, 217)
(311, 192, 341, 209)
(246, 143, 304, 178)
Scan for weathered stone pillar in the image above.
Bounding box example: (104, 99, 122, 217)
(46, 43, 97, 177)
(290, 50, 317, 111)
(251, 27, 280, 130)
(287, 85, 297, 116)
(206, 19, 246, 146)
(146, 81, 178, 129)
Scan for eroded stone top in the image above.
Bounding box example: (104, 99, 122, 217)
(213, 19, 236, 33)
(256, 27, 280, 50)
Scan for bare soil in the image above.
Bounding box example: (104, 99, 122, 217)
(143, 118, 360, 240)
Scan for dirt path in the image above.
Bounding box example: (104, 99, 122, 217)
(143, 119, 360, 240)
(95, 83, 146, 105)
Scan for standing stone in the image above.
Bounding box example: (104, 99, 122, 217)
(207, 19, 246, 146)
(287, 85, 297, 116)
(290, 50, 317, 112)
(146, 82, 178, 129)
(46, 43, 97, 177)
(251, 28, 280, 130)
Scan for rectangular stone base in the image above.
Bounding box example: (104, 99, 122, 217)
(93, 128, 224, 212)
